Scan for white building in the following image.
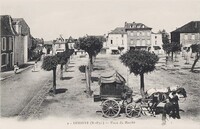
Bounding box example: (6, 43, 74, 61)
(151, 32, 164, 54)
(52, 35, 67, 55)
(107, 27, 128, 54)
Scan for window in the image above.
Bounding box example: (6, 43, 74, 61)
(155, 41, 157, 45)
(136, 40, 140, 46)
(184, 34, 188, 40)
(59, 44, 61, 48)
(2, 37, 6, 51)
(147, 40, 150, 44)
(111, 40, 113, 44)
(122, 40, 124, 45)
(155, 36, 157, 39)
(121, 34, 124, 37)
(1, 54, 7, 66)
(147, 32, 150, 36)
(142, 40, 145, 46)
(192, 34, 195, 40)
(131, 32, 133, 36)
(137, 32, 139, 36)
(9, 37, 13, 50)
(130, 39, 133, 44)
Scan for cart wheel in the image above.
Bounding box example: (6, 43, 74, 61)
(125, 103, 141, 118)
(102, 99, 120, 118)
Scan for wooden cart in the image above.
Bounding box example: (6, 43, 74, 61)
(94, 71, 142, 118)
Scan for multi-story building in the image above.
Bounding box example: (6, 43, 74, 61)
(124, 22, 152, 50)
(106, 22, 152, 54)
(171, 21, 200, 47)
(0, 15, 16, 71)
(107, 27, 128, 54)
(12, 18, 31, 65)
(151, 32, 164, 54)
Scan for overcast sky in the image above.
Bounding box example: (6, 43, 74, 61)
(1, 0, 200, 40)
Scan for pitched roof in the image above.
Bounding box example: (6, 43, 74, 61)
(109, 27, 127, 34)
(0, 15, 16, 36)
(171, 21, 200, 33)
(12, 18, 30, 35)
(66, 36, 75, 43)
(124, 22, 152, 30)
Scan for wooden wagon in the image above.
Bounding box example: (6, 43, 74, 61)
(94, 71, 142, 118)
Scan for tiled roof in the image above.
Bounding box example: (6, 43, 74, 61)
(0, 15, 16, 36)
(109, 27, 127, 34)
(124, 22, 152, 30)
(171, 21, 200, 33)
(12, 18, 30, 35)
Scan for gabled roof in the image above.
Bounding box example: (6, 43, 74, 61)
(124, 22, 152, 30)
(171, 21, 200, 33)
(0, 15, 16, 36)
(66, 36, 76, 43)
(12, 18, 30, 35)
(109, 27, 127, 34)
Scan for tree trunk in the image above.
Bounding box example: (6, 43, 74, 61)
(171, 52, 174, 61)
(174, 52, 178, 62)
(53, 67, 57, 94)
(60, 64, 63, 80)
(85, 65, 92, 96)
(65, 59, 69, 72)
(140, 73, 145, 98)
(191, 53, 200, 72)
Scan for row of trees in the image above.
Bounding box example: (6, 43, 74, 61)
(42, 49, 74, 94)
(160, 30, 200, 72)
(77, 36, 104, 96)
(42, 36, 104, 96)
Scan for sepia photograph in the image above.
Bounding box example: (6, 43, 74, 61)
(0, 0, 200, 129)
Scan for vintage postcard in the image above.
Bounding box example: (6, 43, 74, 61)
(0, 0, 200, 129)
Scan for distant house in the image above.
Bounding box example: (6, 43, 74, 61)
(171, 21, 200, 47)
(107, 27, 128, 54)
(52, 35, 67, 55)
(0, 15, 16, 72)
(151, 32, 164, 54)
(43, 41, 53, 55)
(66, 36, 76, 50)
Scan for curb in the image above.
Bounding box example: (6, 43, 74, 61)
(0, 65, 34, 81)
(17, 69, 60, 120)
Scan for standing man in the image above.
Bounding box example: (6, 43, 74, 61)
(169, 91, 180, 119)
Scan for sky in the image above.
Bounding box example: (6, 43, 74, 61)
(1, 0, 200, 40)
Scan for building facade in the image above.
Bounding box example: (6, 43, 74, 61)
(0, 15, 16, 72)
(106, 22, 152, 54)
(151, 32, 164, 54)
(124, 22, 152, 50)
(12, 18, 32, 64)
(52, 35, 67, 55)
(171, 21, 200, 47)
(107, 27, 128, 54)
(66, 36, 76, 50)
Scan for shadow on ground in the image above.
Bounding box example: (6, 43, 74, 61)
(49, 88, 68, 94)
(62, 77, 73, 80)
(93, 67, 105, 71)
(91, 77, 99, 82)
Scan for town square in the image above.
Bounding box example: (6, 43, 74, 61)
(0, 0, 200, 129)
